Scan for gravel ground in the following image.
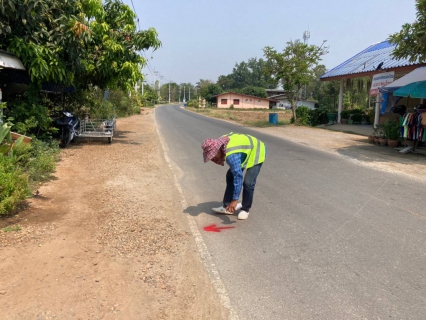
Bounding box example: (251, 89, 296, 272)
(0, 110, 229, 320)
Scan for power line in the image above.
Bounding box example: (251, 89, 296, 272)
(142, 51, 155, 76)
(128, 0, 141, 31)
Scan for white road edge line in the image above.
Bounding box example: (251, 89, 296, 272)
(154, 108, 239, 320)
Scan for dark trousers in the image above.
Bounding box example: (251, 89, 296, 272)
(223, 163, 263, 212)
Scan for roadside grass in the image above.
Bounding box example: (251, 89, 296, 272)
(187, 107, 291, 113)
(2, 225, 22, 232)
(186, 107, 293, 126)
(188, 108, 211, 114)
(1, 139, 60, 215)
(243, 119, 291, 127)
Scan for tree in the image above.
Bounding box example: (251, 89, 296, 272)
(217, 75, 235, 91)
(1, 0, 95, 85)
(200, 84, 223, 103)
(160, 82, 180, 102)
(318, 81, 341, 109)
(142, 84, 158, 104)
(239, 86, 267, 98)
(304, 65, 327, 100)
(263, 40, 328, 121)
(1, 0, 161, 91)
(389, 0, 426, 62)
(85, 0, 161, 91)
(195, 79, 213, 97)
(178, 83, 195, 102)
(196, 79, 213, 88)
(216, 58, 278, 91)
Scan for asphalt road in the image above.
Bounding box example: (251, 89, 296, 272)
(155, 105, 426, 320)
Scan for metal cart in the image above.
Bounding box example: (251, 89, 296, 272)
(78, 118, 116, 144)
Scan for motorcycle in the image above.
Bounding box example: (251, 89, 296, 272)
(54, 110, 80, 148)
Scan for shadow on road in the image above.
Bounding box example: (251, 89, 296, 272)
(183, 201, 238, 225)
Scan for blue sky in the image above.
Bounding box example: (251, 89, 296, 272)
(124, 0, 417, 85)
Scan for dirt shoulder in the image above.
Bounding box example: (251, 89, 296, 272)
(0, 111, 228, 319)
(185, 107, 426, 183)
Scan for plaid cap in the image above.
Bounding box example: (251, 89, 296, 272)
(201, 136, 230, 165)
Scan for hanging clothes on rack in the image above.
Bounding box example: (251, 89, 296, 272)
(401, 112, 426, 142)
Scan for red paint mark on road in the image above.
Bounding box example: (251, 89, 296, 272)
(204, 224, 235, 233)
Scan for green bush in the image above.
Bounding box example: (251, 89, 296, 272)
(89, 100, 115, 119)
(229, 104, 234, 109)
(0, 156, 29, 215)
(384, 120, 400, 140)
(350, 109, 364, 115)
(6, 97, 56, 139)
(340, 110, 351, 119)
(291, 106, 311, 126)
(187, 99, 199, 108)
(107, 90, 139, 117)
(310, 106, 330, 126)
(351, 114, 362, 123)
(13, 139, 60, 185)
(366, 109, 375, 124)
(0, 138, 59, 215)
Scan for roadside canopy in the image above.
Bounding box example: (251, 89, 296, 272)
(381, 66, 426, 93)
(0, 51, 25, 70)
(393, 81, 426, 98)
(0, 50, 74, 97)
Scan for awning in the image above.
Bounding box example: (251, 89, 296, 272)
(0, 50, 74, 94)
(381, 66, 426, 93)
(0, 51, 25, 70)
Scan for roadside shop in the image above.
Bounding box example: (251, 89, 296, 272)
(320, 40, 425, 126)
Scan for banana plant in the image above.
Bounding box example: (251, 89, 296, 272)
(0, 122, 24, 157)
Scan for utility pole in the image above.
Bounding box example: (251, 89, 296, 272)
(184, 86, 186, 102)
(179, 86, 181, 103)
(189, 87, 191, 101)
(158, 75, 163, 99)
(141, 73, 147, 96)
(303, 30, 311, 99)
(154, 71, 159, 99)
(168, 80, 171, 104)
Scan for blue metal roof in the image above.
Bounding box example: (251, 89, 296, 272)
(320, 40, 420, 80)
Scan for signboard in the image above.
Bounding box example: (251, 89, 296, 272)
(370, 71, 395, 96)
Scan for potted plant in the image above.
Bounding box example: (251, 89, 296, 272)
(378, 124, 387, 146)
(372, 126, 380, 145)
(326, 111, 337, 125)
(340, 110, 350, 124)
(385, 120, 400, 148)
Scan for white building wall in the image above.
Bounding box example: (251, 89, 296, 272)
(274, 99, 316, 110)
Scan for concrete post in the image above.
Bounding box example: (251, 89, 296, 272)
(338, 79, 344, 124)
(374, 93, 381, 127)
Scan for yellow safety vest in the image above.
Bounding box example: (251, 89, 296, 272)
(223, 133, 266, 169)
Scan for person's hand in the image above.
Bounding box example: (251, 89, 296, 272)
(226, 200, 239, 213)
